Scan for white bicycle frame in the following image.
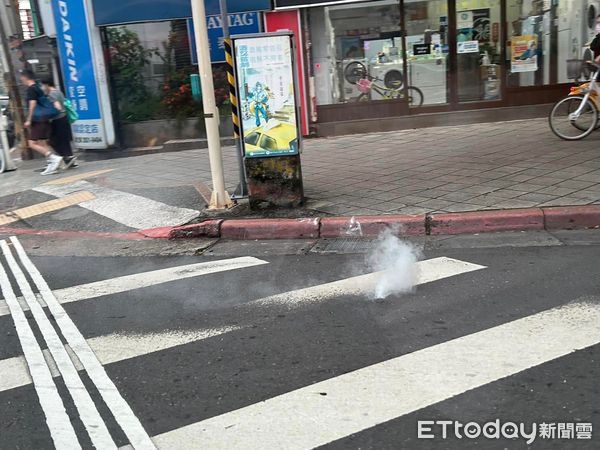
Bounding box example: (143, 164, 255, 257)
(570, 67, 600, 121)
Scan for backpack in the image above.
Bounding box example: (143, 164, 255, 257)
(63, 99, 79, 124)
(32, 85, 60, 122)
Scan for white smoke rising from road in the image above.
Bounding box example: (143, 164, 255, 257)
(367, 228, 421, 300)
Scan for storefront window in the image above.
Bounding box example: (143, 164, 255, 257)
(105, 20, 229, 123)
(309, 0, 404, 106)
(404, 0, 449, 105)
(506, 0, 549, 88)
(456, 0, 502, 101)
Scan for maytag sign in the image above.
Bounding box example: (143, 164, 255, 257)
(92, 0, 271, 26)
(188, 12, 261, 64)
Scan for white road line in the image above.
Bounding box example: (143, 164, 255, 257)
(151, 301, 600, 450)
(33, 180, 199, 229)
(0, 256, 482, 395)
(0, 257, 269, 317)
(0, 326, 241, 393)
(255, 257, 486, 307)
(0, 241, 116, 449)
(0, 245, 80, 449)
(10, 237, 156, 450)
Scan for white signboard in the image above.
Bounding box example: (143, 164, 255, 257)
(457, 11, 473, 29)
(458, 40, 480, 54)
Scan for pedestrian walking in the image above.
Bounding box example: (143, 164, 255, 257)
(41, 79, 78, 169)
(19, 69, 63, 175)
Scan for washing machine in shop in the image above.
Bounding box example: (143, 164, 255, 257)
(341, 59, 367, 102)
(580, 1, 600, 79)
(369, 62, 404, 100)
(584, 1, 600, 45)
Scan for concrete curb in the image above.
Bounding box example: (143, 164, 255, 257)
(138, 205, 600, 240)
(429, 208, 545, 235)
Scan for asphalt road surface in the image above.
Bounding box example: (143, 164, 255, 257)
(0, 231, 599, 450)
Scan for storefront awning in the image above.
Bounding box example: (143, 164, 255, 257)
(92, 0, 272, 26)
(274, 0, 377, 9)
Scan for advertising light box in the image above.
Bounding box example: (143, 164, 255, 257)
(232, 34, 300, 158)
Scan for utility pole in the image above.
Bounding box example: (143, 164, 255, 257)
(0, 0, 28, 159)
(220, 0, 248, 199)
(191, 0, 233, 209)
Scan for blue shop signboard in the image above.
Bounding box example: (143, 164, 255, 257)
(92, 0, 271, 26)
(188, 12, 261, 64)
(52, 0, 106, 147)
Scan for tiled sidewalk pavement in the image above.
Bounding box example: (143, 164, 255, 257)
(3, 118, 600, 216)
(300, 118, 600, 215)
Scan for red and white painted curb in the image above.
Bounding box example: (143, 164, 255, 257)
(139, 205, 600, 240)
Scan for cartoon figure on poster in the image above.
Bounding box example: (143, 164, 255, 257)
(248, 82, 273, 127)
(235, 35, 299, 158)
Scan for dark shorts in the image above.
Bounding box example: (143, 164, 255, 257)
(29, 121, 51, 141)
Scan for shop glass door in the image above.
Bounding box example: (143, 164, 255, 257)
(455, 0, 502, 102)
(404, 0, 451, 106)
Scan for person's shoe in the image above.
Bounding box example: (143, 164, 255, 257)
(64, 156, 78, 169)
(41, 154, 62, 176)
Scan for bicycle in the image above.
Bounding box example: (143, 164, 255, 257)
(549, 61, 600, 140)
(344, 61, 424, 107)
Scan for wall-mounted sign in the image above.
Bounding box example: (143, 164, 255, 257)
(92, 0, 271, 26)
(52, 0, 114, 148)
(188, 12, 261, 64)
(511, 35, 539, 73)
(457, 40, 480, 54)
(457, 11, 473, 29)
(413, 44, 431, 56)
(274, 0, 368, 8)
(232, 33, 300, 158)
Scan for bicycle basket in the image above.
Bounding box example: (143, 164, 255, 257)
(357, 78, 372, 94)
(567, 59, 584, 80)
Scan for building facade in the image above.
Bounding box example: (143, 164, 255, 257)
(275, 0, 594, 134)
(18, 0, 598, 145)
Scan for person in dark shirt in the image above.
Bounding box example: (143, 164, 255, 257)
(590, 15, 600, 62)
(19, 69, 63, 175)
(41, 79, 78, 169)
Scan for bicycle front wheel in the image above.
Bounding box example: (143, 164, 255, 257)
(407, 86, 424, 107)
(0, 147, 5, 174)
(549, 96, 598, 140)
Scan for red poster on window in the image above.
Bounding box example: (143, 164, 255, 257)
(265, 10, 309, 136)
(492, 23, 499, 43)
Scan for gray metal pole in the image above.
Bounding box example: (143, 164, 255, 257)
(191, 0, 232, 209)
(220, 0, 248, 199)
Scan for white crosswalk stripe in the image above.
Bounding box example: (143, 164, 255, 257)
(0, 326, 242, 392)
(0, 237, 157, 449)
(0, 243, 80, 449)
(14, 240, 589, 450)
(33, 180, 199, 229)
(0, 241, 116, 449)
(0, 256, 269, 317)
(0, 255, 483, 396)
(149, 301, 600, 450)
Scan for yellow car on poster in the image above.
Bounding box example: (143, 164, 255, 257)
(243, 119, 298, 156)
